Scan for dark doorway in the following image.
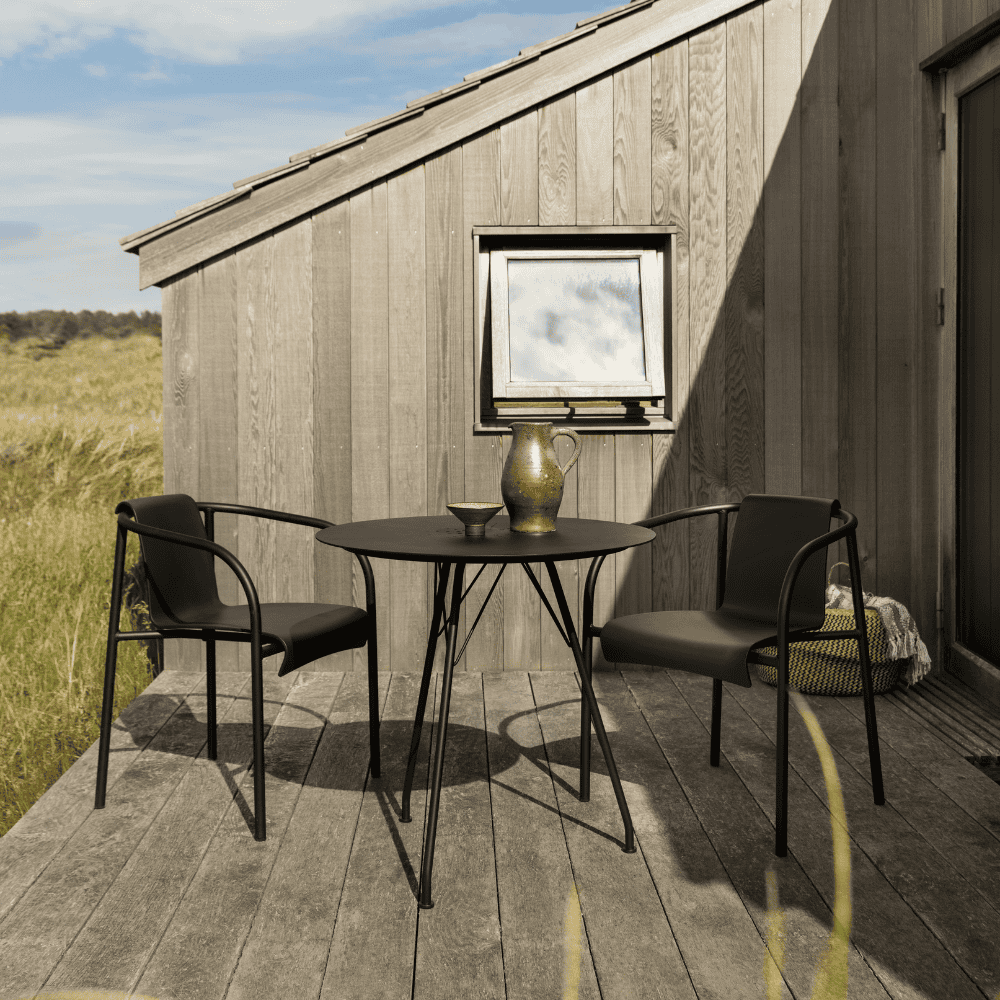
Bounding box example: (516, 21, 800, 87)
(957, 73, 1000, 669)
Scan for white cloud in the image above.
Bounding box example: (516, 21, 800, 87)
(0, 94, 390, 212)
(84, 62, 107, 76)
(1, 0, 483, 65)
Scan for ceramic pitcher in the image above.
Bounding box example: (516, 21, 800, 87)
(501, 422, 583, 532)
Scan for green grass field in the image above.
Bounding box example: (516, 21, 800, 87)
(0, 333, 164, 835)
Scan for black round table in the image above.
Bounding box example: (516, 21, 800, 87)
(316, 514, 655, 908)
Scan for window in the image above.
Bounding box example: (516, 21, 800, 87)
(473, 226, 676, 433)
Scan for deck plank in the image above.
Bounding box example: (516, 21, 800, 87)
(482, 670, 601, 1000)
(720, 675, 1000, 999)
(226, 669, 390, 1000)
(836, 689, 1000, 842)
(627, 670, 891, 1000)
(2, 669, 997, 999)
(693, 675, 986, 1000)
(128, 670, 308, 1000)
(413, 671, 504, 997)
(44, 671, 338, 997)
(0, 670, 203, 924)
(320, 671, 436, 1000)
(788, 687, 1000, 915)
(530, 670, 698, 1000)
(598, 671, 794, 999)
(0, 671, 254, 998)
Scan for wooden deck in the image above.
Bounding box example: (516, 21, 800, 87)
(2, 667, 999, 1000)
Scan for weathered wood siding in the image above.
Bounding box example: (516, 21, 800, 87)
(158, 0, 974, 672)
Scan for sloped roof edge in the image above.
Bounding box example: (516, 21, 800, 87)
(127, 0, 752, 288)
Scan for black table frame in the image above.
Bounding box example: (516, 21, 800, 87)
(317, 516, 652, 908)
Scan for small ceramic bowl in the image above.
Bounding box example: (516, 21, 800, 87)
(447, 502, 504, 537)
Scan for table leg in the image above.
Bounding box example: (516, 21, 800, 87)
(401, 561, 451, 823)
(544, 561, 635, 854)
(418, 561, 465, 908)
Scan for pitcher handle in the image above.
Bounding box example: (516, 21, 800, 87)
(551, 426, 582, 477)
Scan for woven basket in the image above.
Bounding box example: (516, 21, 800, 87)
(753, 606, 901, 696)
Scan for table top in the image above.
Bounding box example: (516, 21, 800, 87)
(316, 515, 655, 564)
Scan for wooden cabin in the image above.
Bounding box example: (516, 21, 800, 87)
(121, 0, 1000, 707)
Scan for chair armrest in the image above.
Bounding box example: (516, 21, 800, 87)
(196, 502, 378, 615)
(115, 511, 264, 641)
(635, 501, 741, 531)
(196, 501, 334, 531)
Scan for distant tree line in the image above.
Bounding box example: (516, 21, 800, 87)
(0, 310, 162, 349)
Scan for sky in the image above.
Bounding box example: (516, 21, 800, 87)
(0, 0, 614, 315)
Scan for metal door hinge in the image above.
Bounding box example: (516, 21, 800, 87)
(938, 112, 946, 151)
(936, 287, 945, 325)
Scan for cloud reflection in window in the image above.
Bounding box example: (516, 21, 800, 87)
(506, 258, 646, 382)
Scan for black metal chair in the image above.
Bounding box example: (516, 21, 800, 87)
(95, 494, 380, 840)
(581, 494, 885, 856)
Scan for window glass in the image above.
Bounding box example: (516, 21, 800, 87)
(506, 258, 646, 382)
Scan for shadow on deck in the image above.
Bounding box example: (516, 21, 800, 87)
(1, 667, 998, 1000)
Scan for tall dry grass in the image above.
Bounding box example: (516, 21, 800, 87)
(0, 333, 164, 834)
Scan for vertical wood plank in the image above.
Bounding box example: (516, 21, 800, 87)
(235, 235, 277, 668)
(687, 22, 728, 611)
(501, 111, 538, 226)
(501, 109, 541, 671)
(613, 57, 655, 626)
(464, 129, 505, 672)
(538, 93, 577, 227)
(726, 6, 765, 504)
(312, 199, 355, 650)
(763, 0, 803, 496)
(801, 0, 840, 583)
(652, 40, 692, 612)
(388, 166, 428, 672)
(575, 73, 617, 663)
(160, 274, 202, 670)
(877, 0, 917, 611)
(198, 254, 240, 670)
(538, 93, 580, 670)
(839, 0, 878, 587)
(272, 221, 314, 604)
(351, 184, 391, 670)
(426, 148, 466, 668)
(577, 76, 615, 224)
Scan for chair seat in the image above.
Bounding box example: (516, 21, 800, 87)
(600, 609, 781, 687)
(152, 602, 369, 676)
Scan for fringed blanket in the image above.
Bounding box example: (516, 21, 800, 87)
(825, 582, 933, 687)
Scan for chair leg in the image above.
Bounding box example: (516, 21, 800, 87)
(367, 620, 381, 780)
(95, 635, 120, 809)
(710, 679, 722, 767)
(580, 626, 593, 802)
(250, 638, 266, 841)
(775, 650, 790, 857)
(206, 638, 217, 761)
(848, 534, 885, 805)
(96, 522, 128, 810)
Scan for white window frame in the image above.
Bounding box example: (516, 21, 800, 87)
(489, 248, 666, 401)
(472, 225, 678, 434)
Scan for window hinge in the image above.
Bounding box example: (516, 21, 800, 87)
(938, 112, 946, 151)
(936, 287, 945, 325)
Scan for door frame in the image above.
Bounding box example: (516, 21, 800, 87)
(941, 33, 1000, 704)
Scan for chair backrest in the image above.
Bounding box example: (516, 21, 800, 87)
(720, 494, 836, 630)
(119, 494, 222, 626)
